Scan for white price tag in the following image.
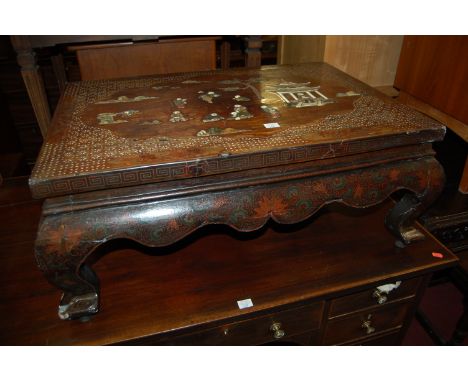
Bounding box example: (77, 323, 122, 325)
(264, 122, 280, 129)
(237, 298, 254, 309)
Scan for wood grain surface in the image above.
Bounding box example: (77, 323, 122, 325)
(394, 36, 468, 125)
(324, 36, 403, 87)
(77, 38, 218, 80)
(0, 178, 457, 345)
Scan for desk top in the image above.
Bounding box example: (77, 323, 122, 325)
(0, 179, 457, 345)
(30, 63, 445, 198)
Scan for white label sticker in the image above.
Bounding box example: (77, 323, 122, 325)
(264, 122, 280, 129)
(237, 298, 254, 309)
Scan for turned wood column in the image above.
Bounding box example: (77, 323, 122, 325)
(244, 36, 262, 68)
(10, 35, 51, 138)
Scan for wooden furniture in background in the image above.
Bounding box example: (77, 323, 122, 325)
(395, 36, 468, 126)
(72, 37, 218, 81)
(9, 35, 265, 138)
(0, 177, 458, 345)
(8, 36, 165, 137)
(221, 36, 278, 69)
(395, 36, 468, 194)
(9, 36, 52, 138)
(244, 35, 262, 68)
(277, 36, 403, 88)
(277, 36, 326, 65)
(324, 36, 403, 88)
(395, 36, 468, 252)
(398, 91, 468, 195)
(394, 35, 468, 346)
(0, 36, 52, 167)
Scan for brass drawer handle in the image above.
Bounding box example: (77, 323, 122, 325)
(270, 322, 286, 339)
(372, 289, 388, 304)
(361, 315, 376, 335)
(372, 281, 402, 304)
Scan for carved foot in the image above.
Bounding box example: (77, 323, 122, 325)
(51, 265, 100, 320)
(385, 159, 445, 246)
(385, 193, 427, 246)
(50, 263, 100, 320)
(58, 291, 99, 320)
(35, 220, 101, 320)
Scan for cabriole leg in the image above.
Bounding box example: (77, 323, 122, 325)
(35, 224, 100, 320)
(385, 159, 445, 246)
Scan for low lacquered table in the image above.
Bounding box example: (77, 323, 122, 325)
(30, 63, 446, 320)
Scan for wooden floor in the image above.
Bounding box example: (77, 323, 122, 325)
(0, 177, 457, 345)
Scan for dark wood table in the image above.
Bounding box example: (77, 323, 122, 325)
(29, 62, 446, 321)
(0, 178, 458, 345)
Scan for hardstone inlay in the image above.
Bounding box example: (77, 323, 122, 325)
(32, 64, 442, 184)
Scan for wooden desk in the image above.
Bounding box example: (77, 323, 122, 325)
(29, 63, 446, 321)
(0, 178, 458, 345)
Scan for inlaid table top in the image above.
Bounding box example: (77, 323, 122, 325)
(30, 63, 445, 199)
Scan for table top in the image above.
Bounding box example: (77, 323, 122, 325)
(0, 178, 458, 345)
(30, 63, 445, 199)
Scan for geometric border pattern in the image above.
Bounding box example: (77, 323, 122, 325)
(30, 129, 444, 199)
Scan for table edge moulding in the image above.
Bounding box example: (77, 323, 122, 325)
(30, 63, 447, 320)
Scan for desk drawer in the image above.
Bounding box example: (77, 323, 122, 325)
(329, 277, 421, 318)
(349, 330, 402, 346)
(323, 302, 411, 345)
(159, 302, 324, 345)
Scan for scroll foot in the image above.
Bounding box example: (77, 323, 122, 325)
(58, 291, 99, 320)
(385, 193, 431, 246)
(35, 232, 101, 320)
(53, 263, 100, 320)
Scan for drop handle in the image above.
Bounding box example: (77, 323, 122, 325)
(361, 315, 376, 335)
(372, 289, 388, 304)
(270, 322, 286, 339)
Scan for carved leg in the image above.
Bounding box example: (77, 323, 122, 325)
(36, 252, 99, 320)
(385, 160, 445, 245)
(385, 193, 429, 245)
(34, 156, 446, 319)
(35, 221, 100, 320)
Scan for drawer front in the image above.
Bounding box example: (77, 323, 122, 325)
(323, 302, 412, 345)
(159, 302, 324, 345)
(263, 330, 320, 346)
(350, 330, 402, 346)
(329, 277, 421, 318)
